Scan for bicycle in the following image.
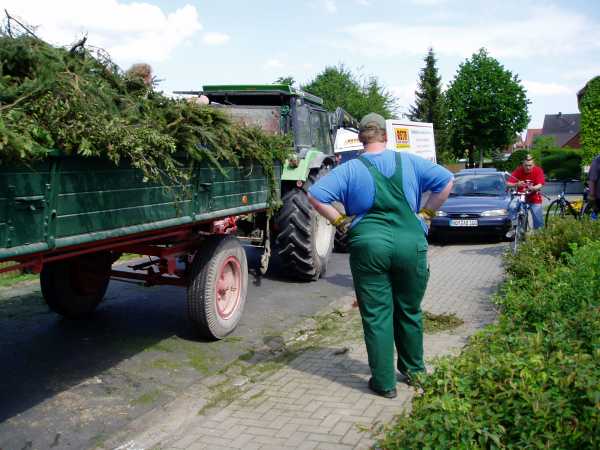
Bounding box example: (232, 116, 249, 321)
(545, 180, 587, 224)
(509, 189, 531, 255)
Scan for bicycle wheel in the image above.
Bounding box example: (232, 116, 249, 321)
(511, 213, 527, 255)
(545, 199, 565, 225)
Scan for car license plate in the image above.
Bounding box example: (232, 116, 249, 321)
(449, 219, 478, 227)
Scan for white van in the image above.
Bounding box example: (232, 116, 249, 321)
(385, 119, 437, 163)
(334, 120, 437, 164)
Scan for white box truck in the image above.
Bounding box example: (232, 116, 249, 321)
(334, 120, 437, 163)
(385, 119, 437, 163)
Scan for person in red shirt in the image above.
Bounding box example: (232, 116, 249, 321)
(506, 154, 545, 229)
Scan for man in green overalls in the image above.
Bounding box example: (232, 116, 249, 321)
(308, 113, 453, 397)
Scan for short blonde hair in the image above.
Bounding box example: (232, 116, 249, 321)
(358, 128, 386, 145)
(126, 63, 153, 86)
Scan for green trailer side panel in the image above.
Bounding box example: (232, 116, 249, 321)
(0, 156, 281, 261)
(54, 157, 194, 239)
(0, 162, 51, 249)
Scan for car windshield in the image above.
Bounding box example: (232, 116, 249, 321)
(450, 174, 505, 197)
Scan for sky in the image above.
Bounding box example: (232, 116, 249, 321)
(1, 0, 599, 132)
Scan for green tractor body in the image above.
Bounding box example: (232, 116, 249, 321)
(190, 84, 355, 280)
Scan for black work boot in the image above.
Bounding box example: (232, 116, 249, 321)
(397, 370, 414, 386)
(368, 378, 397, 398)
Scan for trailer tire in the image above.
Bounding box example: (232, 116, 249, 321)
(275, 166, 335, 281)
(40, 252, 112, 319)
(187, 235, 248, 339)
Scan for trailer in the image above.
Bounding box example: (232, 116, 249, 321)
(1, 84, 357, 338)
(0, 153, 279, 339)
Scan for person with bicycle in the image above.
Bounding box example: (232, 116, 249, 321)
(507, 154, 545, 229)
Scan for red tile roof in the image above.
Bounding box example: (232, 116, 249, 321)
(524, 128, 542, 147)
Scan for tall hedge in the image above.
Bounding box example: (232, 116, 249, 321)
(376, 220, 600, 449)
(579, 76, 600, 165)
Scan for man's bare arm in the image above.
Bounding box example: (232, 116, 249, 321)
(422, 180, 453, 212)
(308, 194, 342, 223)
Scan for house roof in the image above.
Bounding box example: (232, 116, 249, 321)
(541, 113, 581, 147)
(524, 128, 542, 147)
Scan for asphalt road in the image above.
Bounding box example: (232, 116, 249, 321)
(0, 248, 356, 450)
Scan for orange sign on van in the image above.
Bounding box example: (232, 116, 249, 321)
(394, 127, 410, 148)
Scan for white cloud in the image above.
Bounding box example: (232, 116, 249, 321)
(560, 68, 599, 82)
(522, 81, 574, 96)
(337, 6, 600, 59)
(324, 0, 337, 14)
(390, 83, 417, 112)
(410, 0, 447, 4)
(0, 0, 202, 63)
(265, 58, 284, 69)
(202, 32, 230, 46)
(355, 0, 371, 5)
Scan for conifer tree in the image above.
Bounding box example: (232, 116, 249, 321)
(409, 48, 449, 161)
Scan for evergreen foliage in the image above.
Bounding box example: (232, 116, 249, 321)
(409, 48, 450, 162)
(0, 28, 291, 203)
(302, 65, 397, 120)
(446, 48, 530, 167)
(274, 76, 295, 86)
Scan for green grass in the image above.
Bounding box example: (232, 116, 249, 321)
(197, 385, 241, 416)
(131, 389, 162, 406)
(0, 272, 38, 288)
(149, 358, 183, 371)
(423, 311, 464, 333)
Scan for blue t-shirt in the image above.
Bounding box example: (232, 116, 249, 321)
(308, 150, 453, 231)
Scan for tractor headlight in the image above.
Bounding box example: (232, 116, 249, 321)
(480, 209, 508, 217)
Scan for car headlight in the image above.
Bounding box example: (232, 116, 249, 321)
(480, 209, 508, 217)
(435, 211, 448, 217)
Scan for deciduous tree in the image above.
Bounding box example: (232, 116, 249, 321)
(302, 65, 397, 120)
(578, 76, 600, 165)
(446, 48, 529, 167)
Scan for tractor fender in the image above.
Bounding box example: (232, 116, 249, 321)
(281, 149, 335, 182)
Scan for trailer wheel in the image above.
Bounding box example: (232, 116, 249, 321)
(187, 236, 248, 339)
(40, 252, 112, 319)
(275, 166, 335, 280)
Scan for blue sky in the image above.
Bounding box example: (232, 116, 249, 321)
(2, 0, 599, 131)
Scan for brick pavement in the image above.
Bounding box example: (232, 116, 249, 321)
(109, 242, 505, 450)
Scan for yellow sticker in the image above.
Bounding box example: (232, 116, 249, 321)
(394, 127, 410, 148)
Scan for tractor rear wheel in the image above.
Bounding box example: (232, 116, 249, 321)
(275, 166, 335, 281)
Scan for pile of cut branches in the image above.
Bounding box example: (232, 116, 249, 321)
(0, 18, 291, 203)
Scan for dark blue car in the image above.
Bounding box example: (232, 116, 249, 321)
(430, 169, 512, 241)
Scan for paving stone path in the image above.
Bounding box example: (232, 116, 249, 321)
(109, 242, 506, 450)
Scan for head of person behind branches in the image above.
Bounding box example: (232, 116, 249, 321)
(126, 63, 153, 87)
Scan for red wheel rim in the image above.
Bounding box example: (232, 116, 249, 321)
(215, 256, 242, 320)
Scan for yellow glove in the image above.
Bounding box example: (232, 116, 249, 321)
(330, 214, 352, 233)
(418, 208, 436, 226)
